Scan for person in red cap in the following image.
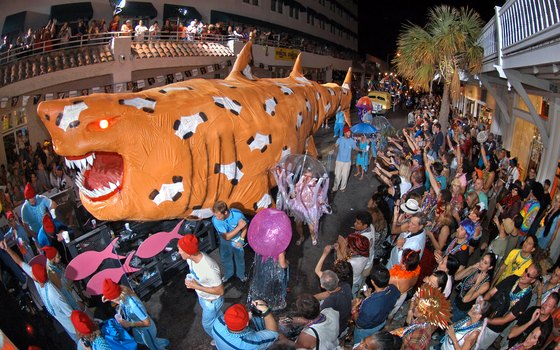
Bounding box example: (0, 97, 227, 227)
(0, 240, 79, 344)
(101, 278, 169, 350)
(332, 125, 357, 192)
(71, 310, 112, 350)
(43, 245, 82, 310)
(177, 234, 224, 342)
(37, 213, 69, 253)
(211, 301, 279, 349)
(5, 210, 34, 262)
(20, 182, 57, 235)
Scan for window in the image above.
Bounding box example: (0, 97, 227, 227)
(277, 1, 282, 13)
(243, 0, 249, 3)
(252, 0, 258, 4)
(271, 0, 276, 11)
(289, 6, 294, 17)
(295, 7, 299, 19)
(307, 13, 314, 25)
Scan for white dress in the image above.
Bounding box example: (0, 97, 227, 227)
(441, 323, 481, 350)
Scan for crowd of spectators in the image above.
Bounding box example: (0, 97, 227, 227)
(0, 15, 359, 64)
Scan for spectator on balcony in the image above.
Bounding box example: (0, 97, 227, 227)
(135, 20, 148, 41)
(59, 22, 72, 48)
(121, 20, 133, 35)
(109, 16, 120, 32)
(149, 21, 159, 40)
(76, 19, 87, 42)
(98, 18, 108, 34)
(161, 19, 172, 38)
(23, 28, 34, 52)
(88, 20, 100, 40)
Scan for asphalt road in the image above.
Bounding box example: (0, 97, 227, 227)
(143, 106, 409, 349)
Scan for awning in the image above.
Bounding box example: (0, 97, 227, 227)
(163, 4, 202, 22)
(119, 1, 157, 19)
(2, 11, 26, 37)
(51, 2, 93, 23)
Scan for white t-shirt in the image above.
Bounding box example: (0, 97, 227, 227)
(349, 256, 368, 287)
(300, 308, 340, 350)
(399, 177, 412, 198)
(359, 226, 376, 270)
(187, 253, 222, 300)
(387, 230, 426, 269)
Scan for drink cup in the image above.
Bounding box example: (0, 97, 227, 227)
(61, 231, 70, 243)
(186, 273, 194, 282)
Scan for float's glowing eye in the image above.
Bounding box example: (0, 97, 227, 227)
(99, 119, 109, 129)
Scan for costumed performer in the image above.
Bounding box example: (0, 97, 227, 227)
(102, 278, 169, 350)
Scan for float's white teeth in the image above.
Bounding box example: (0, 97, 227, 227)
(109, 182, 117, 191)
(65, 158, 71, 168)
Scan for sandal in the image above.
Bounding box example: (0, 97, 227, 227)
(296, 237, 304, 246)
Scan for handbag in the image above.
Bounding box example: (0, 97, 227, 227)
(100, 318, 138, 350)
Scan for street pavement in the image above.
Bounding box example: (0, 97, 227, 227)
(143, 107, 409, 349)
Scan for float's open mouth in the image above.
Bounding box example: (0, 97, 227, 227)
(65, 152, 123, 201)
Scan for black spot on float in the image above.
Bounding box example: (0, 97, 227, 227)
(253, 202, 258, 210)
(55, 113, 63, 126)
(230, 109, 240, 116)
(262, 103, 266, 111)
(145, 97, 156, 102)
(282, 146, 288, 150)
(228, 85, 237, 89)
(118, 99, 125, 105)
(159, 89, 167, 94)
(214, 163, 221, 174)
(193, 205, 202, 210)
(199, 112, 208, 121)
(69, 120, 80, 128)
(172, 176, 183, 183)
(233, 100, 241, 107)
(73, 100, 84, 104)
(172, 192, 182, 201)
(268, 135, 272, 143)
(236, 161, 243, 170)
(183, 132, 193, 139)
(271, 111, 275, 116)
(215, 102, 225, 109)
(247, 136, 255, 145)
(149, 190, 159, 200)
(44, 114, 50, 121)
(231, 179, 239, 186)
(273, 97, 278, 104)
(173, 120, 181, 130)
(260, 145, 268, 153)
(142, 107, 154, 113)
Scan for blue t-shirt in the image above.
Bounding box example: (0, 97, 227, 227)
(356, 284, 400, 329)
(37, 219, 66, 248)
(212, 316, 278, 350)
(212, 209, 248, 240)
(21, 195, 53, 233)
(336, 137, 357, 162)
(335, 111, 345, 124)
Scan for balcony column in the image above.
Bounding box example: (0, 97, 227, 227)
(110, 37, 133, 84)
(537, 97, 560, 183)
(325, 66, 332, 83)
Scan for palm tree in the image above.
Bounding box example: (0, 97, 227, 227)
(394, 5, 484, 130)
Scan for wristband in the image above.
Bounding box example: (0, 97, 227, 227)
(261, 308, 271, 317)
(239, 237, 245, 241)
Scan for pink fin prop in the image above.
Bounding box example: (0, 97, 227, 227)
(136, 220, 184, 259)
(85, 251, 139, 295)
(65, 238, 126, 281)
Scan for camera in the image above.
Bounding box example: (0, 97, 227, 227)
(250, 303, 264, 317)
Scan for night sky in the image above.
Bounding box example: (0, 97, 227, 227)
(358, 0, 505, 58)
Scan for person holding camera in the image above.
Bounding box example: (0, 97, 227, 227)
(386, 211, 426, 270)
(211, 301, 279, 349)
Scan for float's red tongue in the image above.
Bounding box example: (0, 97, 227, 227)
(84, 152, 123, 190)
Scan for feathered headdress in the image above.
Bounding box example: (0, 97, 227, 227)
(415, 284, 451, 329)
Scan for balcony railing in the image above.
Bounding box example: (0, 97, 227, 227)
(479, 0, 560, 64)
